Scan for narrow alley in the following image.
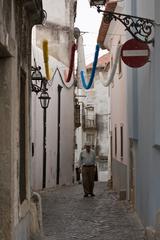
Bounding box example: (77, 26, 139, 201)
(1, 0, 160, 239)
(40, 182, 144, 240)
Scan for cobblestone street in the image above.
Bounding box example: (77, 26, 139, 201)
(40, 182, 145, 240)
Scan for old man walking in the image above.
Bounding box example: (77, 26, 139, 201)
(79, 142, 96, 197)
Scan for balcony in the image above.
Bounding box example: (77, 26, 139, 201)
(82, 114, 97, 130)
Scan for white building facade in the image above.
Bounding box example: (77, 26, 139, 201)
(31, 0, 77, 189)
(128, 0, 160, 233)
(97, 0, 129, 200)
(97, 0, 160, 236)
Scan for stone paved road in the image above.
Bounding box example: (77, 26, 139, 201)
(40, 182, 145, 240)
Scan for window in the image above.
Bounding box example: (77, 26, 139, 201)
(110, 55, 114, 88)
(120, 125, 123, 159)
(85, 106, 96, 128)
(86, 133, 95, 145)
(53, 29, 60, 42)
(108, 85, 110, 97)
(115, 126, 117, 156)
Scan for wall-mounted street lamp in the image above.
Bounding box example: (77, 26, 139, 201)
(39, 91, 51, 109)
(31, 66, 47, 93)
(89, 0, 155, 44)
(31, 65, 51, 189)
(39, 91, 51, 189)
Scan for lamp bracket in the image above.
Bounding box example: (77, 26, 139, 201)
(97, 7, 155, 44)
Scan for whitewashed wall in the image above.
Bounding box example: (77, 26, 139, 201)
(102, 0, 130, 198)
(31, 0, 75, 189)
(31, 47, 74, 189)
(43, 0, 74, 26)
(94, 72, 110, 157)
(132, 0, 160, 228)
(100, 0, 160, 228)
(36, 0, 76, 66)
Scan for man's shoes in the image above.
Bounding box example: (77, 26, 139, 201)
(83, 193, 95, 197)
(84, 193, 88, 197)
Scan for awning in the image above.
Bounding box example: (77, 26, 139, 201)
(97, 1, 117, 49)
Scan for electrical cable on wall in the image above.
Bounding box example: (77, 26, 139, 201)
(80, 44, 100, 90)
(52, 67, 75, 89)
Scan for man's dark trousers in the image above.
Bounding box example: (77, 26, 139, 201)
(82, 165, 95, 194)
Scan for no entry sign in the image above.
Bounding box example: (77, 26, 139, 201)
(121, 39, 150, 68)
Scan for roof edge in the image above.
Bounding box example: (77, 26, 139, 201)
(97, 1, 117, 50)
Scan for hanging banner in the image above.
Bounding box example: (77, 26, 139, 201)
(77, 35, 87, 89)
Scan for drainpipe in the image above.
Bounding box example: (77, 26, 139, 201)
(56, 85, 63, 185)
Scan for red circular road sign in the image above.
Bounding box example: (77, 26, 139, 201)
(121, 39, 150, 68)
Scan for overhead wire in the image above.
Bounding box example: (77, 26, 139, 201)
(51, 67, 75, 89)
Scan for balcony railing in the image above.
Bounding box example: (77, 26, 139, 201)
(82, 114, 97, 130)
